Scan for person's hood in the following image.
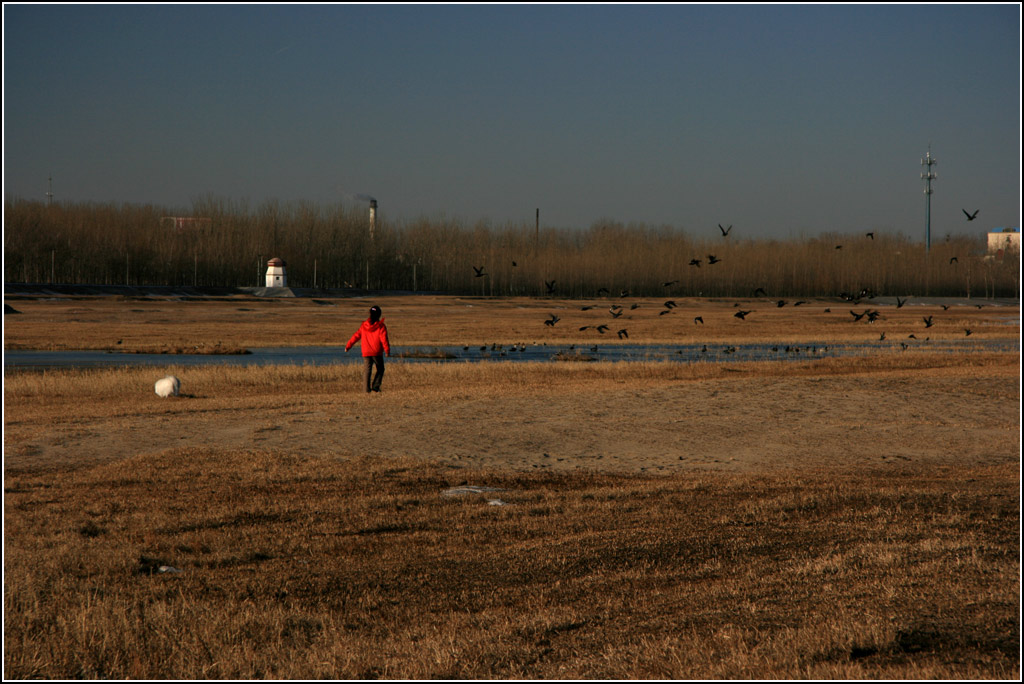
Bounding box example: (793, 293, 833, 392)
(361, 318, 385, 332)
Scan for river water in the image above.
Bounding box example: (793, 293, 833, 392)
(3, 339, 1018, 372)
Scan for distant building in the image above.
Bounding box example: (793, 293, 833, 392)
(265, 257, 287, 287)
(987, 228, 1020, 260)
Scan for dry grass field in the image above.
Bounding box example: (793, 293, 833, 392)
(3, 294, 1021, 679)
(2, 293, 1019, 350)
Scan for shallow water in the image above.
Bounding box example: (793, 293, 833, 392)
(4, 338, 1018, 372)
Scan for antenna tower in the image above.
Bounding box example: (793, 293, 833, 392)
(46, 176, 53, 206)
(921, 146, 937, 252)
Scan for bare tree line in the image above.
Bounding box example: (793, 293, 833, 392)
(3, 197, 1018, 298)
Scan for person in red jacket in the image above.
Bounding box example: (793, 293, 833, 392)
(345, 305, 391, 393)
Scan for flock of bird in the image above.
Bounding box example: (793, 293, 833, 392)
(530, 286, 981, 347)
(455, 293, 982, 362)
(470, 217, 985, 346)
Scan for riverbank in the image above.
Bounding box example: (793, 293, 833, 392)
(3, 291, 1019, 352)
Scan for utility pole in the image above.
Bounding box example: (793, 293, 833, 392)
(367, 199, 377, 290)
(535, 208, 539, 255)
(921, 146, 937, 252)
(46, 176, 53, 206)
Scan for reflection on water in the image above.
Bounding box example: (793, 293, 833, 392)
(4, 339, 1019, 372)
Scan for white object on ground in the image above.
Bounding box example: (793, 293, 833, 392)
(154, 375, 181, 397)
(442, 485, 506, 497)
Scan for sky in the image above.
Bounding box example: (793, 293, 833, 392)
(3, 3, 1021, 241)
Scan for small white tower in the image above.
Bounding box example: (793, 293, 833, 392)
(265, 257, 287, 287)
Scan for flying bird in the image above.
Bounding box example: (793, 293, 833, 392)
(609, 308, 623, 318)
(776, 300, 787, 308)
(753, 287, 768, 297)
(719, 224, 732, 236)
(616, 329, 629, 339)
(896, 295, 907, 308)
(694, 316, 704, 325)
(850, 310, 866, 322)
(964, 328, 973, 336)
(663, 300, 677, 309)
(866, 232, 874, 240)
(879, 332, 886, 341)
(963, 209, 979, 221)
(581, 305, 595, 311)
(545, 280, 556, 294)
(941, 304, 950, 311)
(949, 257, 958, 264)
(707, 254, 721, 264)
(923, 315, 934, 328)
(689, 258, 702, 267)
(472, 266, 487, 278)
(659, 309, 673, 316)
(511, 260, 517, 267)
(597, 287, 610, 296)
(734, 310, 751, 320)
(662, 280, 678, 287)
(544, 314, 560, 327)
(595, 325, 609, 334)
(794, 300, 808, 306)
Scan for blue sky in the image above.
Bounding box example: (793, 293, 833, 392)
(3, 3, 1020, 240)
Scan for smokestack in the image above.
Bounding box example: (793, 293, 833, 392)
(369, 199, 377, 239)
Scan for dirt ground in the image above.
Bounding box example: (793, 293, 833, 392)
(5, 363, 1019, 476)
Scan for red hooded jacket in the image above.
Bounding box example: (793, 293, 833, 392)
(346, 318, 390, 357)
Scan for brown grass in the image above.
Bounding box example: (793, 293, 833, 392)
(3, 295, 1020, 679)
(3, 452, 1019, 679)
(3, 294, 1018, 350)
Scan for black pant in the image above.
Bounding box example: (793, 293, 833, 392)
(363, 355, 385, 392)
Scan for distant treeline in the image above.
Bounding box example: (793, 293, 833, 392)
(3, 197, 1019, 298)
